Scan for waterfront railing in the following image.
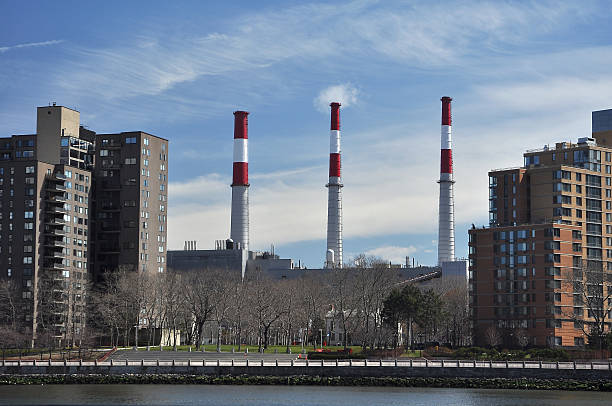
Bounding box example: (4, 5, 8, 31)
(1, 359, 611, 370)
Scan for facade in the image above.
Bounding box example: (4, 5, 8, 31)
(0, 104, 168, 346)
(469, 109, 612, 348)
(92, 131, 168, 280)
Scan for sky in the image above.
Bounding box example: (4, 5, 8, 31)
(2, 0, 612, 268)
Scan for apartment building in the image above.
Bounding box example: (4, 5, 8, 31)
(0, 104, 168, 346)
(469, 108, 612, 348)
(92, 131, 168, 280)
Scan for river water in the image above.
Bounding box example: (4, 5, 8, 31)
(0, 385, 610, 405)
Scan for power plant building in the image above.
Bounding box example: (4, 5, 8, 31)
(469, 108, 612, 347)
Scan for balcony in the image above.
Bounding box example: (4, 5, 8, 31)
(46, 206, 67, 214)
(44, 263, 65, 270)
(44, 251, 64, 259)
(46, 218, 65, 227)
(44, 239, 65, 249)
(46, 195, 66, 204)
(46, 184, 66, 193)
(44, 229, 66, 237)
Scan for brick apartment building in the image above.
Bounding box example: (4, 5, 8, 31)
(469, 108, 612, 348)
(0, 104, 168, 346)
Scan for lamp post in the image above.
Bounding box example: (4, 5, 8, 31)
(319, 329, 323, 349)
(133, 321, 140, 351)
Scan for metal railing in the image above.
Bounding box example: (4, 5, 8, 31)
(1, 359, 611, 370)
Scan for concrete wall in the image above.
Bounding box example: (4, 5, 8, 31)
(2, 363, 611, 380)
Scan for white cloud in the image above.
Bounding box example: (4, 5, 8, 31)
(48, 0, 586, 117)
(0, 40, 63, 54)
(364, 245, 418, 264)
(314, 84, 359, 113)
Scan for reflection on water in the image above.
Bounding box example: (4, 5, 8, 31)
(0, 385, 610, 406)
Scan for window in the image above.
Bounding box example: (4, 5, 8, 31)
(23, 256, 32, 264)
(24, 211, 33, 219)
(144, 137, 149, 146)
(126, 137, 137, 144)
(25, 166, 35, 174)
(124, 157, 137, 165)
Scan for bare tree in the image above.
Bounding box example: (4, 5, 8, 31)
(162, 272, 185, 350)
(183, 272, 215, 349)
(328, 268, 360, 350)
(514, 328, 529, 349)
(248, 268, 286, 351)
(209, 270, 240, 351)
(484, 325, 502, 348)
(563, 260, 612, 352)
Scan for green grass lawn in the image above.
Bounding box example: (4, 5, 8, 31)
(119, 345, 422, 356)
(126, 344, 363, 354)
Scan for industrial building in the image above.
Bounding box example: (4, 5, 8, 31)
(0, 104, 168, 346)
(167, 110, 294, 278)
(469, 108, 612, 348)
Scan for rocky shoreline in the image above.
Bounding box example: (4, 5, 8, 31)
(1, 374, 611, 391)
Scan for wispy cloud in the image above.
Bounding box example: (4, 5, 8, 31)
(52, 1, 585, 112)
(314, 84, 359, 113)
(0, 40, 63, 54)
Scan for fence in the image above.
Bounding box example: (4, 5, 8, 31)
(2, 358, 611, 370)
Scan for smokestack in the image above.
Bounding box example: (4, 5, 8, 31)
(326, 102, 343, 268)
(230, 111, 249, 251)
(438, 96, 455, 264)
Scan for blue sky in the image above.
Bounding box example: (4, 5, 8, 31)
(2, 1, 612, 268)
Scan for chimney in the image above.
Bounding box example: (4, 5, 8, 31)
(326, 102, 343, 268)
(438, 96, 455, 264)
(230, 111, 250, 251)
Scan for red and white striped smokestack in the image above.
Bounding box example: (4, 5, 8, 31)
(438, 96, 455, 265)
(230, 111, 249, 251)
(326, 102, 343, 268)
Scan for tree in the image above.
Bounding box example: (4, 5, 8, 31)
(382, 284, 424, 348)
(353, 257, 398, 349)
(248, 268, 286, 351)
(514, 328, 530, 349)
(210, 271, 238, 351)
(382, 289, 405, 348)
(417, 289, 445, 343)
(563, 260, 612, 353)
(162, 272, 185, 350)
(484, 325, 502, 348)
(183, 272, 215, 350)
(328, 268, 361, 350)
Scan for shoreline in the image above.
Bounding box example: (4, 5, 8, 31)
(1, 374, 611, 391)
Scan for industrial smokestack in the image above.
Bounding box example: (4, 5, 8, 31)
(438, 96, 455, 264)
(230, 111, 249, 251)
(326, 102, 343, 268)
